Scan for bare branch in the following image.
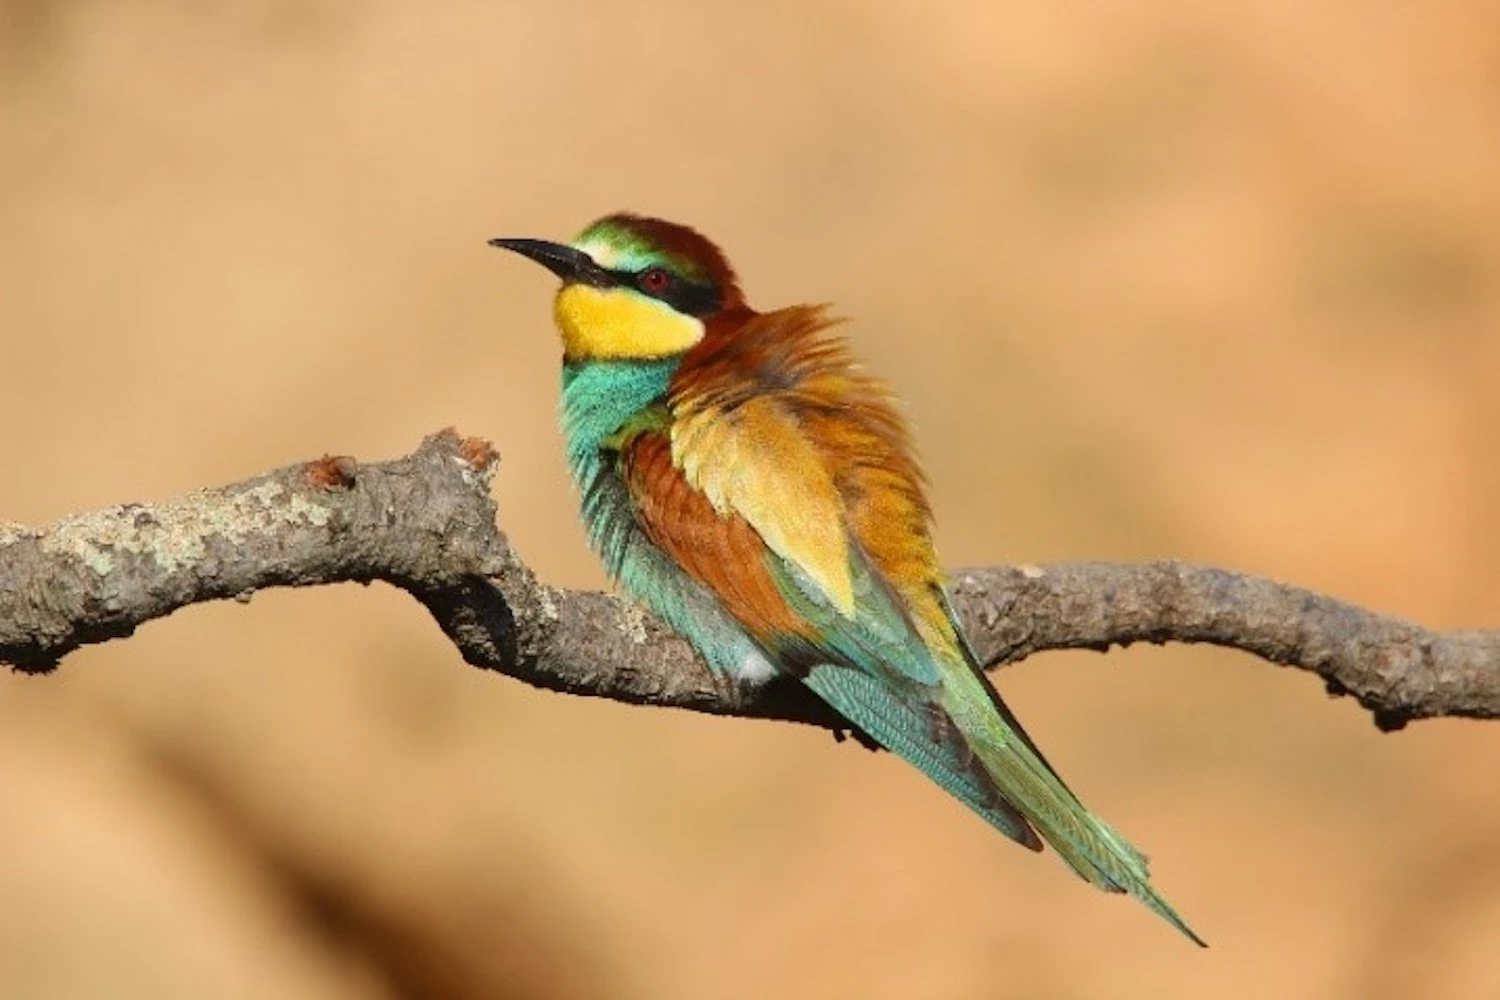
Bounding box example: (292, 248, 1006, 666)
(2, 431, 1495, 732)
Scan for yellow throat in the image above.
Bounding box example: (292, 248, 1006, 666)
(553, 284, 705, 361)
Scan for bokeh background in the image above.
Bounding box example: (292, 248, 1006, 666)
(2, 1, 1499, 997)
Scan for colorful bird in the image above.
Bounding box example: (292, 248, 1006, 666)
(491, 214, 1203, 945)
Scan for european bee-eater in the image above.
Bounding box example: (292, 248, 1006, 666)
(491, 214, 1202, 945)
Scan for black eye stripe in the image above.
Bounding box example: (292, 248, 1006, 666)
(607, 267, 723, 317)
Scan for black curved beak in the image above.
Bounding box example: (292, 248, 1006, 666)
(488, 238, 614, 287)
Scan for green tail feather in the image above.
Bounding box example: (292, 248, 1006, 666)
(954, 690, 1206, 947)
(804, 663, 1041, 849)
(803, 660, 1205, 947)
(941, 593, 1206, 945)
(761, 529, 1203, 943)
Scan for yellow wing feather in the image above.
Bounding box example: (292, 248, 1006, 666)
(666, 305, 961, 634)
(672, 394, 856, 616)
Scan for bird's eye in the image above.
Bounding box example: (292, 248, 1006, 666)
(638, 268, 671, 294)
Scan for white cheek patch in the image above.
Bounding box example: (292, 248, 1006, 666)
(735, 649, 780, 685)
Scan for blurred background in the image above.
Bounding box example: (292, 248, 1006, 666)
(2, 1, 1498, 997)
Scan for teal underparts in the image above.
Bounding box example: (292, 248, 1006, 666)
(558, 356, 772, 680)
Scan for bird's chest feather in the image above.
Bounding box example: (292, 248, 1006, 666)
(558, 359, 777, 683)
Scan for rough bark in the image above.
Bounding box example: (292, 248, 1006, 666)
(2, 430, 1494, 732)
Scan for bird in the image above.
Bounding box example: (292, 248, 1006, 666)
(491, 213, 1203, 945)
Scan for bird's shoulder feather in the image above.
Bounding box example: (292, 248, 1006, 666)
(666, 306, 962, 652)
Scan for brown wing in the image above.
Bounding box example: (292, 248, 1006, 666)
(668, 304, 965, 656)
(621, 431, 815, 642)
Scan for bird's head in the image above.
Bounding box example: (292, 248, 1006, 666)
(491, 214, 744, 362)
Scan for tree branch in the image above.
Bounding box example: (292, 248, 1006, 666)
(2, 430, 1495, 732)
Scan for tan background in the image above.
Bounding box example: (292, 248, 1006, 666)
(2, 1, 1499, 997)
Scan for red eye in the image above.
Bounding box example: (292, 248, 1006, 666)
(639, 268, 670, 293)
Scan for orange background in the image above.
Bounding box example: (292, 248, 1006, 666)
(2, 2, 1498, 997)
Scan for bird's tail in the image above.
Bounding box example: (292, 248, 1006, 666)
(942, 669, 1206, 947)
